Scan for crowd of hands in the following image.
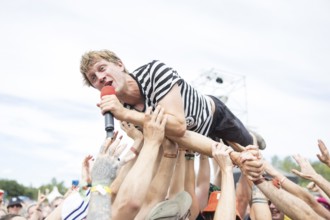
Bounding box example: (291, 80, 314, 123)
(81, 105, 330, 220)
(2, 105, 330, 220)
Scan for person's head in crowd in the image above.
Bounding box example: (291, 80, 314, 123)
(202, 191, 241, 220)
(0, 214, 26, 220)
(0, 189, 4, 206)
(25, 203, 42, 220)
(50, 196, 64, 210)
(41, 204, 51, 219)
(269, 200, 285, 220)
(0, 207, 7, 218)
(6, 198, 22, 215)
(145, 191, 192, 220)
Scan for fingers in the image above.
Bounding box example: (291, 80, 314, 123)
(291, 168, 304, 177)
(240, 151, 257, 163)
(120, 121, 130, 131)
(122, 153, 137, 165)
(145, 106, 152, 118)
(103, 137, 113, 154)
(292, 154, 301, 165)
(113, 143, 128, 158)
(112, 131, 119, 141)
(99, 138, 111, 154)
(108, 135, 123, 155)
(318, 139, 327, 152)
(82, 155, 94, 168)
(306, 181, 316, 190)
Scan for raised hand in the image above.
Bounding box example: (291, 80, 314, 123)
(212, 142, 234, 170)
(291, 154, 318, 180)
(236, 145, 264, 181)
(82, 155, 94, 186)
(92, 136, 128, 185)
(143, 106, 167, 145)
(316, 139, 330, 167)
(120, 121, 143, 141)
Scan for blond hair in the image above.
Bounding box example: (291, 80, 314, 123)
(80, 50, 128, 86)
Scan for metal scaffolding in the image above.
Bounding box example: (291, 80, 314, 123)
(189, 68, 249, 125)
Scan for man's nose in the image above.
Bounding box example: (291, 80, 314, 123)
(95, 72, 106, 83)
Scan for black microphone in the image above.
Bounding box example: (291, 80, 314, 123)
(101, 86, 116, 138)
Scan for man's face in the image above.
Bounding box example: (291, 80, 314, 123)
(269, 202, 284, 220)
(86, 59, 126, 92)
(7, 204, 22, 214)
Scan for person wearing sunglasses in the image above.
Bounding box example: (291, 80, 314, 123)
(6, 197, 22, 215)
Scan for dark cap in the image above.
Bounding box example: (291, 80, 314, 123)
(7, 197, 23, 208)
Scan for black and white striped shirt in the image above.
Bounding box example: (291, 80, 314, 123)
(126, 60, 213, 136)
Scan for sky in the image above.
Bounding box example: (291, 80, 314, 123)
(0, 0, 329, 188)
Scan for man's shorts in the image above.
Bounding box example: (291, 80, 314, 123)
(208, 95, 252, 147)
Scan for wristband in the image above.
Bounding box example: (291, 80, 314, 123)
(130, 147, 139, 156)
(164, 152, 178, 158)
(185, 153, 195, 160)
(91, 185, 111, 195)
(272, 178, 281, 189)
(280, 176, 286, 185)
(253, 177, 265, 185)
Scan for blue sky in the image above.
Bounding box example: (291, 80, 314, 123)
(0, 0, 329, 187)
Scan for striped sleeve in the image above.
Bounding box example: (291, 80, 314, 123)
(135, 60, 182, 105)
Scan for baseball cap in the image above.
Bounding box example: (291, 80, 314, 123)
(145, 191, 192, 220)
(7, 197, 23, 208)
(202, 191, 241, 220)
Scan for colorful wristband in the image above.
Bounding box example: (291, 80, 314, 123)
(91, 185, 111, 195)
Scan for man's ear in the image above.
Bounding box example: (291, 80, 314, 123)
(116, 60, 125, 71)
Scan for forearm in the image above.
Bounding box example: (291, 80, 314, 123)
(117, 142, 159, 202)
(87, 192, 111, 220)
(313, 174, 330, 199)
(257, 180, 323, 220)
(146, 156, 177, 203)
(110, 139, 142, 199)
(214, 169, 236, 220)
(112, 142, 160, 219)
(196, 155, 210, 210)
(184, 158, 200, 219)
(110, 158, 136, 201)
(135, 155, 177, 220)
(197, 155, 210, 184)
(250, 184, 271, 220)
(169, 130, 215, 156)
(168, 150, 185, 199)
(235, 174, 251, 218)
(280, 176, 330, 219)
(280, 175, 313, 204)
(123, 108, 185, 137)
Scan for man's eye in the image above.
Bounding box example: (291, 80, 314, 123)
(100, 66, 105, 71)
(90, 75, 96, 82)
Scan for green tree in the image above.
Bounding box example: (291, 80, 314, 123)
(0, 179, 27, 197)
(0, 178, 68, 200)
(271, 155, 330, 186)
(38, 178, 67, 195)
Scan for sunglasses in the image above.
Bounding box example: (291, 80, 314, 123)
(8, 204, 22, 208)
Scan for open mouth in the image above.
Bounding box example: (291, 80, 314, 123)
(105, 81, 113, 86)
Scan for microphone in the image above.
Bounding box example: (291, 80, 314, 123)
(100, 86, 116, 138)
